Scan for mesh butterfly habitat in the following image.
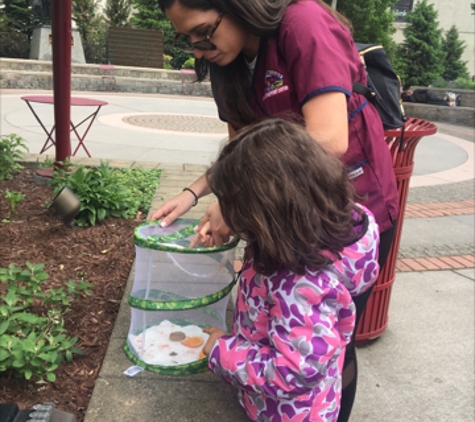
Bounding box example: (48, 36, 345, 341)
(125, 218, 239, 375)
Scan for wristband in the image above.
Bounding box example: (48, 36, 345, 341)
(183, 187, 198, 206)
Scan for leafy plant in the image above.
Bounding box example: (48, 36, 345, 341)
(37, 157, 55, 169)
(430, 77, 475, 90)
(0, 262, 93, 383)
(453, 78, 475, 90)
(327, 0, 398, 61)
(50, 160, 161, 227)
(441, 25, 469, 82)
(0, 24, 29, 59)
(104, 0, 132, 27)
(163, 54, 173, 70)
(182, 57, 195, 69)
(0, 0, 42, 54)
(395, 0, 445, 88)
(73, 0, 107, 63)
(5, 190, 26, 214)
(113, 166, 162, 212)
(0, 134, 28, 181)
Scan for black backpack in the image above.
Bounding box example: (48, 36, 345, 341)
(353, 43, 406, 130)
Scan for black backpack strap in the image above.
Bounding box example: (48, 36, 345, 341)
(353, 82, 375, 100)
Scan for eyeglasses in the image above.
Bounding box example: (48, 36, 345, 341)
(173, 13, 223, 54)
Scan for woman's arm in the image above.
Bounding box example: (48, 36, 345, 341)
(151, 123, 236, 231)
(302, 91, 349, 157)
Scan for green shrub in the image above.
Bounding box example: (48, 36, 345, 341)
(430, 77, 451, 88)
(50, 161, 161, 227)
(112, 166, 162, 213)
(454, 78, 475, 90)
(431, 77, 475, 90)
(0, 134, 28, 181)
(163, 54, 173, 70)
(0, 30, 29, 59)
(182, 57, 195, 69)
(0, 262, 93, 383)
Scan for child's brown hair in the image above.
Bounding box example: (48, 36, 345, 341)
(206, 119, 363, 275)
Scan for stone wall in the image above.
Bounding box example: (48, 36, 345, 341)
(0, 58, 212, 97)
(404, 86, 474, 127)
(410, 86, 475, 109)
(403, 103, 474, 128)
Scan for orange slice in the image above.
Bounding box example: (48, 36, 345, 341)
(198, 350, 207, 360)
(181, 336, 204, 348)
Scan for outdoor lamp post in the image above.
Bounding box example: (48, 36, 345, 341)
(52, 0, 72, 163)
(36, 0, 72, 178)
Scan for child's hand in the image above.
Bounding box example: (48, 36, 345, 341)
(202, 327, 227, 356)
(190, 221, 214, 248)
(191, 201, 233, 247)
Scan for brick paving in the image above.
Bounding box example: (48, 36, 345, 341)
(404, 199, 475, 218)
(400, 198, 475, 271)
(407, 179, 474, 204)
(396, 254, 475, 272)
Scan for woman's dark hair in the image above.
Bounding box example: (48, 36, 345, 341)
(206, 119, 363, 276)
(158, 0, 352, 130)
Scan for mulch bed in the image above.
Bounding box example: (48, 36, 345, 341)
(0, 167, 143, 421)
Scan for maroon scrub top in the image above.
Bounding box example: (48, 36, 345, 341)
(217, 0, 398, 232)
(217, 0, 399, 233)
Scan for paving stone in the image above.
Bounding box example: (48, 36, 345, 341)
(123, 114, 227, 134)
(408, 179, 475, 204)
(183, 164, 209, 172)
(131, 161, 161, 169)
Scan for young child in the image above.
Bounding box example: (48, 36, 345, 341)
(199, 119, 380, 421)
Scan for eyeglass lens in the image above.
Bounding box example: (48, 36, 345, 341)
(173, 13, 222, 53)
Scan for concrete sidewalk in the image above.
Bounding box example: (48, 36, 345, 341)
(2, 89, 474, 421)
(81, 163, 473, 422)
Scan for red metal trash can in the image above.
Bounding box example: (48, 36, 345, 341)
(355, 118, 438, 344)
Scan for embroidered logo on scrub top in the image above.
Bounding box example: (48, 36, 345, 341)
(263, 70, 289, 101)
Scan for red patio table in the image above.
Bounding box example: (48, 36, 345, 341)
(21, 95, 108, 157)
(356, 117, 438, 344)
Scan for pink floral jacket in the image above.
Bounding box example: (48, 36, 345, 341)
(208, 208, 380, 421)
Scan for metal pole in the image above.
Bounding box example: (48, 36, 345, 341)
(51, 0, 72, 164)
(331, 0, 338, 9)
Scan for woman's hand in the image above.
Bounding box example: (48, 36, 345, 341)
(189, 201, 233, 247)
(149, 190, 197, 227)
(202, 327, 227, 356)
(149, 174, 211, 227)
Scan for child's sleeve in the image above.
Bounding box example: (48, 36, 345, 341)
(207, 274, 355, 398)
(338, 207, 380, 297)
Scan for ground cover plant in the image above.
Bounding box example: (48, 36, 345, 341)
(0, 262, 93, 383)
(51, 160, 161, 227)
(0, 134, 28, 181)
(0, 156, 161, 421)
